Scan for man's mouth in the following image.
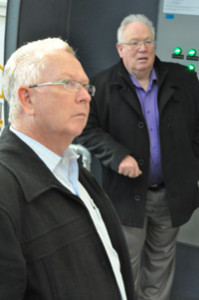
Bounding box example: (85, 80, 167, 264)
(138, 57, 148, 61)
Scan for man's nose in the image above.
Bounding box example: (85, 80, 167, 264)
(138, 41, 147, 49)
(78, 86, 92, 102)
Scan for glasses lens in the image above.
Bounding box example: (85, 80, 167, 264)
(66, 81, 78, 91)
(62, 81, 95, 96)
(124, 39, 154, 49)
(88, 85, 96, 96)
(144, 40, 153, 46)
(83, 84, 95, 96)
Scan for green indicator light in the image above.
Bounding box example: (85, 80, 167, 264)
(188, 49, 196, 56)
(173, 47, 182, 55)
(187, 64, 195, 71)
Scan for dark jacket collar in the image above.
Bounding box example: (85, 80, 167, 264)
(114, 56, 168, 85)
(111, 57, 177, 113)
(0, 127, 82, 202)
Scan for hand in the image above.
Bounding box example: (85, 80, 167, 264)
(118, 155, 142, 178)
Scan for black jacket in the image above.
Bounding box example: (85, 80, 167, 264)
(78, 57, 199, 228)
(0, 127, 135, 300)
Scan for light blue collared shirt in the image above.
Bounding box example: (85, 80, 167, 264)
(10, 126, 127, 300)
(10, 126, 80, 194)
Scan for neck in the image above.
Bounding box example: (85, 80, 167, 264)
(132, 70, 152, 91)
(136, 77, 150, 91)
(12, 122, 73, 156)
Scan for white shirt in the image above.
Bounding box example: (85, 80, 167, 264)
(10, 127, 127, 300)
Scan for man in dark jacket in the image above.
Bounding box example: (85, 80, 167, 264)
(78, 14, 199, 300)
(0, 37, 135, 300)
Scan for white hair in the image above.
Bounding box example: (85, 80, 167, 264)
(2, 37, 75, 123)
(117, 14, 155, 43)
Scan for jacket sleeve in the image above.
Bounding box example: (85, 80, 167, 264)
(191, 72, 199, 159)
(0, 208, 26, 299)
(78, 83, 131, 172)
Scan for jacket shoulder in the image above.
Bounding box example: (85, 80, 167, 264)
(90, 62, 122, 85)
(164, 61, 189, 72)
(159, 59, 197, 78)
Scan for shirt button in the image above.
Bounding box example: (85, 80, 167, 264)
(134, 195, 141, 201)
(138, 122, 144, 129)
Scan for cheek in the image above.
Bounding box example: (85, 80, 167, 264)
(125, 54, 136, 67)
(35, 100, 62, 127)
(149, 50, 155, 61)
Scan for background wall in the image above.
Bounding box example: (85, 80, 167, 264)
(4, 0, 159, 77)
(3, 0, 159, 131)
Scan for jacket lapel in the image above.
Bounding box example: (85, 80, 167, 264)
(112, 62, 144, 118)
(155, 58, 178, 115)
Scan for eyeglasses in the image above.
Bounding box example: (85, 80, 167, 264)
(29, 80, 96, 96)
(121, 39, 154, 49)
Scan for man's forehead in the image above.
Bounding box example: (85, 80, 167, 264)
(124, 22, 152, 36)
(44, 50, 88, 82)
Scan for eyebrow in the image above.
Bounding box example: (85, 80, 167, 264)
(58, 75, 89, 84)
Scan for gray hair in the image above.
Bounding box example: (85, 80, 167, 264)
(117, 14, 155, 43)
(2, 37, 75, 123)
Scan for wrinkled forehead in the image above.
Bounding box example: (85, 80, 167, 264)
(42, 49, 89, 82)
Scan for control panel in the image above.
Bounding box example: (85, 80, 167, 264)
(156, 0, 199, 76)
(172, 46, 198, 71)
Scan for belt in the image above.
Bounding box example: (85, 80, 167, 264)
(148, 182, 165, 192)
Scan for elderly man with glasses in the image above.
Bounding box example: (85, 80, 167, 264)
(0, 37, 135, 300)
(78, 14, 199, 300)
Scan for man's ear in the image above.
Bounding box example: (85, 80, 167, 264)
(18, 86, 35, 116)
(116, 43, 123, 58)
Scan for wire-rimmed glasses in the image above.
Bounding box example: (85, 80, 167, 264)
(29, 80, 96, 97)
(121, 39, 154, 49)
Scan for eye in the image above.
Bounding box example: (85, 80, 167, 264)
(145, 40, 153, 45)
(64, 81, 71, 86)
(131, 41, 139, 46)
(69, 81, 79, 88)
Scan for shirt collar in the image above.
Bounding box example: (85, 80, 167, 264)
(130, 68, 157, 90)
(10, 126, 78, 172)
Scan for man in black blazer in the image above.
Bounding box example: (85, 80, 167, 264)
(78, 14, 199, 300)
(0, 37, 135, 300)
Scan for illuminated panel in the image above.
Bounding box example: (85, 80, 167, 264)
(187, 64, 195, 71)
(186, 48, 198, 61)
(172, 47, 184, 59)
